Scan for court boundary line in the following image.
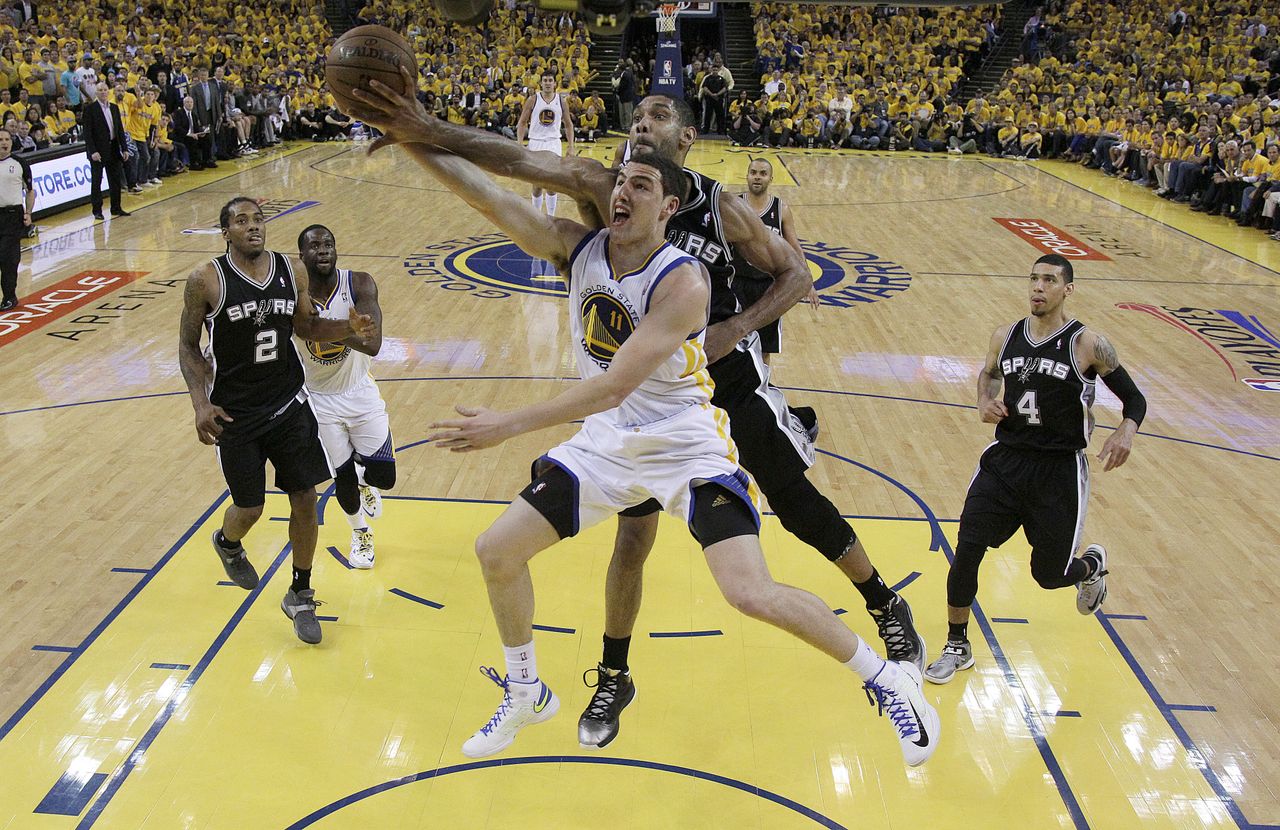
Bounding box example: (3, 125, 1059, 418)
(0, 491, 230, 743)
(4, 378, 1275, 463)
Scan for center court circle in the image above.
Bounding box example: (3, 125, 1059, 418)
(284, 755, 848, 829)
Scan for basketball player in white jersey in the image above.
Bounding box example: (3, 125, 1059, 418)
(738, 157, 817, 365)
(295, 224, 394, 569)
(517, 70, 574, 216)
(387, 143, 938, 766)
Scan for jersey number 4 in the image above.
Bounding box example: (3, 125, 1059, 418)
(254, 330, 279, 364)
(1016, 390, 1041, 425)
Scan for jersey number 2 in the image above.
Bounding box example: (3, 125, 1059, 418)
(254, 330, 278, 364)
(1016, 390, 1041, 425)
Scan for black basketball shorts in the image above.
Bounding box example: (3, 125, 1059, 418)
(216, 400, 334, 508)
(957, 442, 1090, 573)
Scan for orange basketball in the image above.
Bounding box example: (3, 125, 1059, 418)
(325, 25, 417, 114)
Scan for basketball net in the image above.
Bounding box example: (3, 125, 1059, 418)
(656, 2, 688, 34)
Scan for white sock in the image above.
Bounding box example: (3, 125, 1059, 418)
(531, 193, 543, 212)
(503, 641, 539, 698)
(545, 193, 558, 215)
(344, 510, 369, 531)
(844, 636, 887, 682)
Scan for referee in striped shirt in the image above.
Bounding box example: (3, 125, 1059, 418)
(0, 128, 34, 311)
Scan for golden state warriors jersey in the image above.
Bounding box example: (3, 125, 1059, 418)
(528, 92, 563, 142)
(568, 229, 712, 426)
(295, 269, 374, 396)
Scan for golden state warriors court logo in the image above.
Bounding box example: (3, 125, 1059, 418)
(402, 233, 913, 308)
(306, 340, 348, 365)
(579, 291, 636, 367)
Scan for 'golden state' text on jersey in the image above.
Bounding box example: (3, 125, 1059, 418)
(567, 229, 712, 425)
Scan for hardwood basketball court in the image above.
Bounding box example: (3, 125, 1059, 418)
(0, 139, 1277, 829)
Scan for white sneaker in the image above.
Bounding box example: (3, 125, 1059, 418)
(149, 178, 162, 185)
(1075, 544, 1108, 614)
(863, 661, 940, 767)
(350, 528, 374, 569)
(461, 667, 559, 758)
(360, 485, 382, 520)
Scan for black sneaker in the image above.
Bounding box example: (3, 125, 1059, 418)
(212, 530, 259, 589)
(0, 298, 16, 311)
(281, 588, 322, 644)
(868, 595, 925, 673)
(577, 664, 636, 749)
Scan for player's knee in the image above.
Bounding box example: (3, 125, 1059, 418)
(611, 518, 655, 570)
(720, 580, 777, 621)
(473, 528, 512, 578)
(1030, 554, 1073, 590)
(361, 459, 396, 490)
(234, 503, 265, 524)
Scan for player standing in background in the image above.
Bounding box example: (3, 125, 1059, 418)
(295, 224, 394, 569)
(517, 70, 574, 216)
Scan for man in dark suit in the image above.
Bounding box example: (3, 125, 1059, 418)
(173, 94, 215, 170)
(155, 70, 181, 114)
(191, 66, 226, 159)
(82, 84, 130, 219)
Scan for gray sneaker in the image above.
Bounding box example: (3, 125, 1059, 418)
(924, 639, 975, 685)
(212, 531, 259, 589)
(1075, 544, 1108, 615)
(869, 595, 926, 673)
(281, 588, 323, 644)
(578, 665, 636, 749)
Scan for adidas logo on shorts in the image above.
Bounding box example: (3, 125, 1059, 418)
(711, 494, 732, 507)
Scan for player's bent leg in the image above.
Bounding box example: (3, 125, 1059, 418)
(699, 514, 939, 766)
(214, 503, 262, 590)
(333, 454, 362, 517)
(578, 505, 657, 750)
(927, 538, 987, 684)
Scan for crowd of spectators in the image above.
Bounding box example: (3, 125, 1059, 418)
(0, 0, 600, 193)
(976, 0, 1280, 239)
(725, 3, 999, 147)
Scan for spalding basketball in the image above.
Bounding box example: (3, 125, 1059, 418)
(325, 25, 417, 114)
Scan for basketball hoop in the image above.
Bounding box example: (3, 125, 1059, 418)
(656, 1, 688, 34)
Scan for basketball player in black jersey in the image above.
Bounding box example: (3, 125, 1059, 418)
(737, 157, 818, 365)
(178, 197, 377, 644)
(924, 254, 1147, 684)
(352, 75, 927, 748)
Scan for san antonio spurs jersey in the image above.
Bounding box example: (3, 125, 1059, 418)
(294, 269, 374, 396)
(567, 229, 711, 425)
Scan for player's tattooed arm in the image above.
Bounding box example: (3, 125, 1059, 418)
(1091, 332, 1120, 374)
(977, 325, 1010, 424)
(178, 266, 228, 445)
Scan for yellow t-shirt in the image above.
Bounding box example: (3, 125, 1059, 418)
(128, 100, 161, 141)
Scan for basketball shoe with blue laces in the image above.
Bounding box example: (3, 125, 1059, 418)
(462, 666, 560, 758)
(863, 661, 940, 767)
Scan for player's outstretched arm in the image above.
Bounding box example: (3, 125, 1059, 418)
(349, 67, 613, 213)
(516, 95, 534, 144)
(704, 192, 811, 361)
(343, 272, 383, 356)
(428, 263, 708, 452)
(399, 143, 587, 270)
(977, 325, 1010, 423)
(1082, 329, 1146, 471)
(178, 265, 229, 445)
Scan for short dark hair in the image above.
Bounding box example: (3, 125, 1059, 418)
(645, 94, 697, 131)
(1034, 253, 1074, 283)
(628, 150, 687, 205)
(541, 70, 556, 80)
(747, 157, 773, 173)
(219, 196, 260, 229)
(297, 223, 334, 251)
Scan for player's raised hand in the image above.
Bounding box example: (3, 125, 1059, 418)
(979, 399, 1008, 424)
(194, 402, 233, 445)
(347, 65, 433, 154)
(428, 405, 517, 452)
(348, 307, 377, 340)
